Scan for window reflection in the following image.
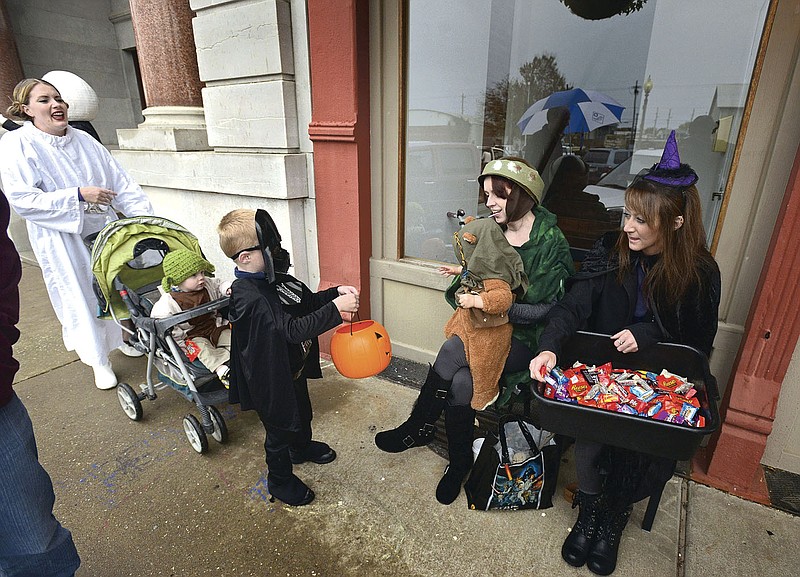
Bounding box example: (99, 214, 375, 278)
(403, 0, 768, 262)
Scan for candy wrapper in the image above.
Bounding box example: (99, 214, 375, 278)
(185, 339, 201, 362)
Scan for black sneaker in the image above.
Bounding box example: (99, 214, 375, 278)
(290, 440, 337, 464)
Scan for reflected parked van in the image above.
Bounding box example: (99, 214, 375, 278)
(584, 147, 632, 184)
(405, 142, 481, 262)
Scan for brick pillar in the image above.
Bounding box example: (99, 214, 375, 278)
(307, 0, 372, 349)
(128, 0, 202, 107)
(693, 144, 800, 503)
(119, 0, 209, 151)
(0, 0, 23, 104)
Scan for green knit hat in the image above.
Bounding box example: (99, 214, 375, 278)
(161, 248, 215, 291)
(478, 158, 544, 202)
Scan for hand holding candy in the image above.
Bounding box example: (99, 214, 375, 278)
(530, 351, 557, 382)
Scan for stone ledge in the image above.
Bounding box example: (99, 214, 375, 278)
(117, 126, 210, 151)
(117, 106, 211, 151)
(111, 148, 308, 199)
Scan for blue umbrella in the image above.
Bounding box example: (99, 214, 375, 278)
(518, 88, 625, 135)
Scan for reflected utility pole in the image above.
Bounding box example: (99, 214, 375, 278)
(638, 75, 653, 143)
(631, 80, 640, 146)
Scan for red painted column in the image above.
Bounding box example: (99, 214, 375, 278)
(306, 0, 372, 346)
(693, 144, 800, 503)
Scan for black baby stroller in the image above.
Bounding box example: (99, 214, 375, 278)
(90, 216, 230, 454)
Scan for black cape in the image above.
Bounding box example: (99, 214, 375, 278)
(227, 272, 341, 432)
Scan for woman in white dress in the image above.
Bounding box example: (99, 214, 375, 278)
(0, 78, 154, 389)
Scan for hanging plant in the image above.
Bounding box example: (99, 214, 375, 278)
(559, 0, 648, 20)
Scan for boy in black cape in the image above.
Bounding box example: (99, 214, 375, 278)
(218, 209, 359, 506)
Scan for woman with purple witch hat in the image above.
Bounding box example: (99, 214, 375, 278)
(529, 131, 721, 576)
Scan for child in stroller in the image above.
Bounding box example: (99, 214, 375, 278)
(150, 248, 232, 387)
(91, 215, 232, 453)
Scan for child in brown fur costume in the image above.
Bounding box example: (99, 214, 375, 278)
(444, 217, 528, 410)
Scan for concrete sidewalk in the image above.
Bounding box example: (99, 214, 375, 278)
(12, 260, 800, 577)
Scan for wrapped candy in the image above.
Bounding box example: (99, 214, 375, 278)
(546, 360, 705, 428)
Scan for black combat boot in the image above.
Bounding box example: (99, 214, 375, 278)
(561, 490, 608, 567)
(375, 365, 451, 453)
(586, 504, 633, 575)
(435, 404, 475, 505)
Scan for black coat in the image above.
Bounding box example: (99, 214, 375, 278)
(228, 272, 341, 432)
(1, 192, 22, 408)
(537, 231, 721, 359)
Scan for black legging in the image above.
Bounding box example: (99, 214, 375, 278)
(432, 335, 534, 407)
(575, 440, 605, 495)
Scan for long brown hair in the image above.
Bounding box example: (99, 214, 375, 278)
(616, 178, 713, 304)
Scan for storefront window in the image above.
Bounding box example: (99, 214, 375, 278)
(403, 0, 769, 263)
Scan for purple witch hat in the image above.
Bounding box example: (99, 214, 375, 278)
(642, 130, 698, 188)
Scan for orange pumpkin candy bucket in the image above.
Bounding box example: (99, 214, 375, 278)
(330, 319, 392, 378)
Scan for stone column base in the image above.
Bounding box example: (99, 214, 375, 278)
(117, 106, 210, 151)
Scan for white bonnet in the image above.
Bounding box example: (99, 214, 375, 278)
(42, 70, 99, 122)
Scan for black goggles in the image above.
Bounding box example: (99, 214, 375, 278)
(229, 245, 260, 261)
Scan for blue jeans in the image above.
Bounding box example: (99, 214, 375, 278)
(0, 394, 80, 577)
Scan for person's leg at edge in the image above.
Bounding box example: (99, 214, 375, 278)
(374, 336, 464, 453)
(561, 439, 607, 568)
(260, 416, 314, 507)
(289, 376, 336, 465)
(0, 394, 81, 577)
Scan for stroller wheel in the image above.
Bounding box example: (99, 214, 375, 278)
(183, 414, 209, 454)
(117, 383, 143, 421)
(208, 406, 229, 444)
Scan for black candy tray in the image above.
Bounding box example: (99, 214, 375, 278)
(530, 331, 720, 461)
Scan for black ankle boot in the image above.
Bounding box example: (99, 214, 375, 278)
(266, 448, 315, 506)
(435, 404, 475, 505)
(586, 505, 632, 575)
(561, 491, 607, 567)
(268, 473, 315, 506)
(375, 366, 451, 453)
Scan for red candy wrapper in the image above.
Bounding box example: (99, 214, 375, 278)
(657, 374, 683, 392)
(185, 339, 201, 362)
(568, 380, 591, 399)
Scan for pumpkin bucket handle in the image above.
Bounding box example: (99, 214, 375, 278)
(346, 310, 361, 335)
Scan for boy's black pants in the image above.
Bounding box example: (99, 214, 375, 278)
(258, 376, 314, 481)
